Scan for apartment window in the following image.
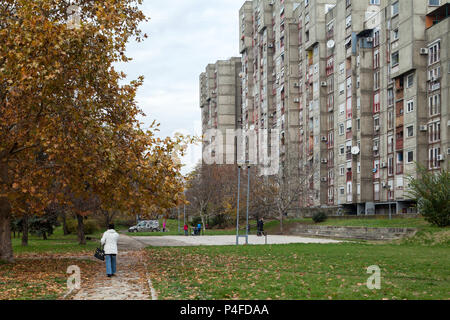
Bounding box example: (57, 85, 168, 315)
(339, 62, 345, 74)
(392, 29, 399, 41)
(346, 119, 352, 131)
(374, 183, 380, 201)
(388, 88, 394, 106)
(339, 124, 345, 136)
(429, 0, 440, 6)
(387, 109, 394, 130)
(357, 184, 361, 195)
(428, 121, 441, 143)
(388, 156, 394, 176)
(428, 66, 441, 80)
(406, 74, 414, 88)
(357, 162, 361, 174)
(346, 77, 352, 97)
(339, 103, 345, 115)
(374, 71, 380, 90)
(407, 151, 414, 164)
(340, 145, 345, 155)
(305, 13, 310, 25)
(327, 78, 334, 93)
(397, 152, 404, 174)
(328, 131, 334, 146)
(406, 99, 414, 113)
(428, 41, 440, 65)
(328, 187, 334, 201)
(340, 186, 345, 196)
(374, 92, 380, 113)
(374, 116, 380, 132)
(407, 125, 414, 138)
(305, 30, 309, 42)
(374, 50, 380, 69)
(429, 94, 441, 116)
(391, 51, 399, 66)
(326, 57, 334, 76)
(357, 119, 361, 131)
(429, 147, 441, 169)
(370, 0, 380, 5)
(346, 15, 352, 28)
(373, 139, 380, 157)
(374, 29, 380, 47)
(391, 1, 399, 16)
(388, 134, 394, 153)
(339, 83, 345, 95)
(340, 166, 345, 176)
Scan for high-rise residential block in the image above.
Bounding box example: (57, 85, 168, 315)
(200, 58, 242, 165)
(202, 0, 449, 215)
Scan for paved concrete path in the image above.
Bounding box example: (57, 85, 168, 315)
(131, 235, 342, 247)
(72, 235, 156, 300)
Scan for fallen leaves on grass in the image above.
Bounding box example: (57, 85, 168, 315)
(0, 256, 100, 300)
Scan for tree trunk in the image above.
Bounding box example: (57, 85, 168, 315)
(76, 214, 86, 245)
(104, 210, 111, 229)
(21, 215, 28, 246)
(200, 214, 206, 233)
(61, 211, 69, 236)
(42, 231, 47, 240)
(279, 211, 284, 234)
(0, 197, 14, 263)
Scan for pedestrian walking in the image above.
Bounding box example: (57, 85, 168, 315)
(184, 224, 188, 236)
(257, 218, 264, 236)
(101, 224, 120, 278)
(197, 223, 202, 236)
(162, 219, 167, 233)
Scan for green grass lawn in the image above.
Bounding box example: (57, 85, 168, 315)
(145, 242, 450, 300)
(12, 226, 102, 255)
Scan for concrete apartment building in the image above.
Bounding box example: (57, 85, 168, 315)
(201, 0, 449, 215)
(199, 58, 242, 165)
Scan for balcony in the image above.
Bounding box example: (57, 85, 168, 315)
(396, 163, 404, 175)
(346, 171, 353, 182)
(374, 191, 380, 202)
(396, 115, 403, 128)
(396, 138, 403, 150)
(346, 68, 352, 78)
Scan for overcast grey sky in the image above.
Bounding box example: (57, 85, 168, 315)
(117, 0, 244, 174)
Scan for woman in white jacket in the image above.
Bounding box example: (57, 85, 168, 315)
(101, 224, 120, 278)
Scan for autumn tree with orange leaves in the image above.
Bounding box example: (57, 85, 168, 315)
(0, 0, 191, 262)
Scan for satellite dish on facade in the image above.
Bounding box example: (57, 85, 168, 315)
(351, 146, 360, 155)
(327, 40, 335, 49)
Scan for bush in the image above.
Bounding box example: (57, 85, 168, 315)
(312, 212, 328, 223)
(408, 165, 449, 227)
(66, 219, 101, 235)
(191, 216, 202, 227)
(209, 214, 232, 229)
(114, 218, 136, 228)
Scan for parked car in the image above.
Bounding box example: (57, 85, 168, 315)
(128, 220, 160, 233)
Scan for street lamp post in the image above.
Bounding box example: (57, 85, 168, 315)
(387, 185, 392, 220)
(236, 165, 242, 246)
(245, 164, 251, 245)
